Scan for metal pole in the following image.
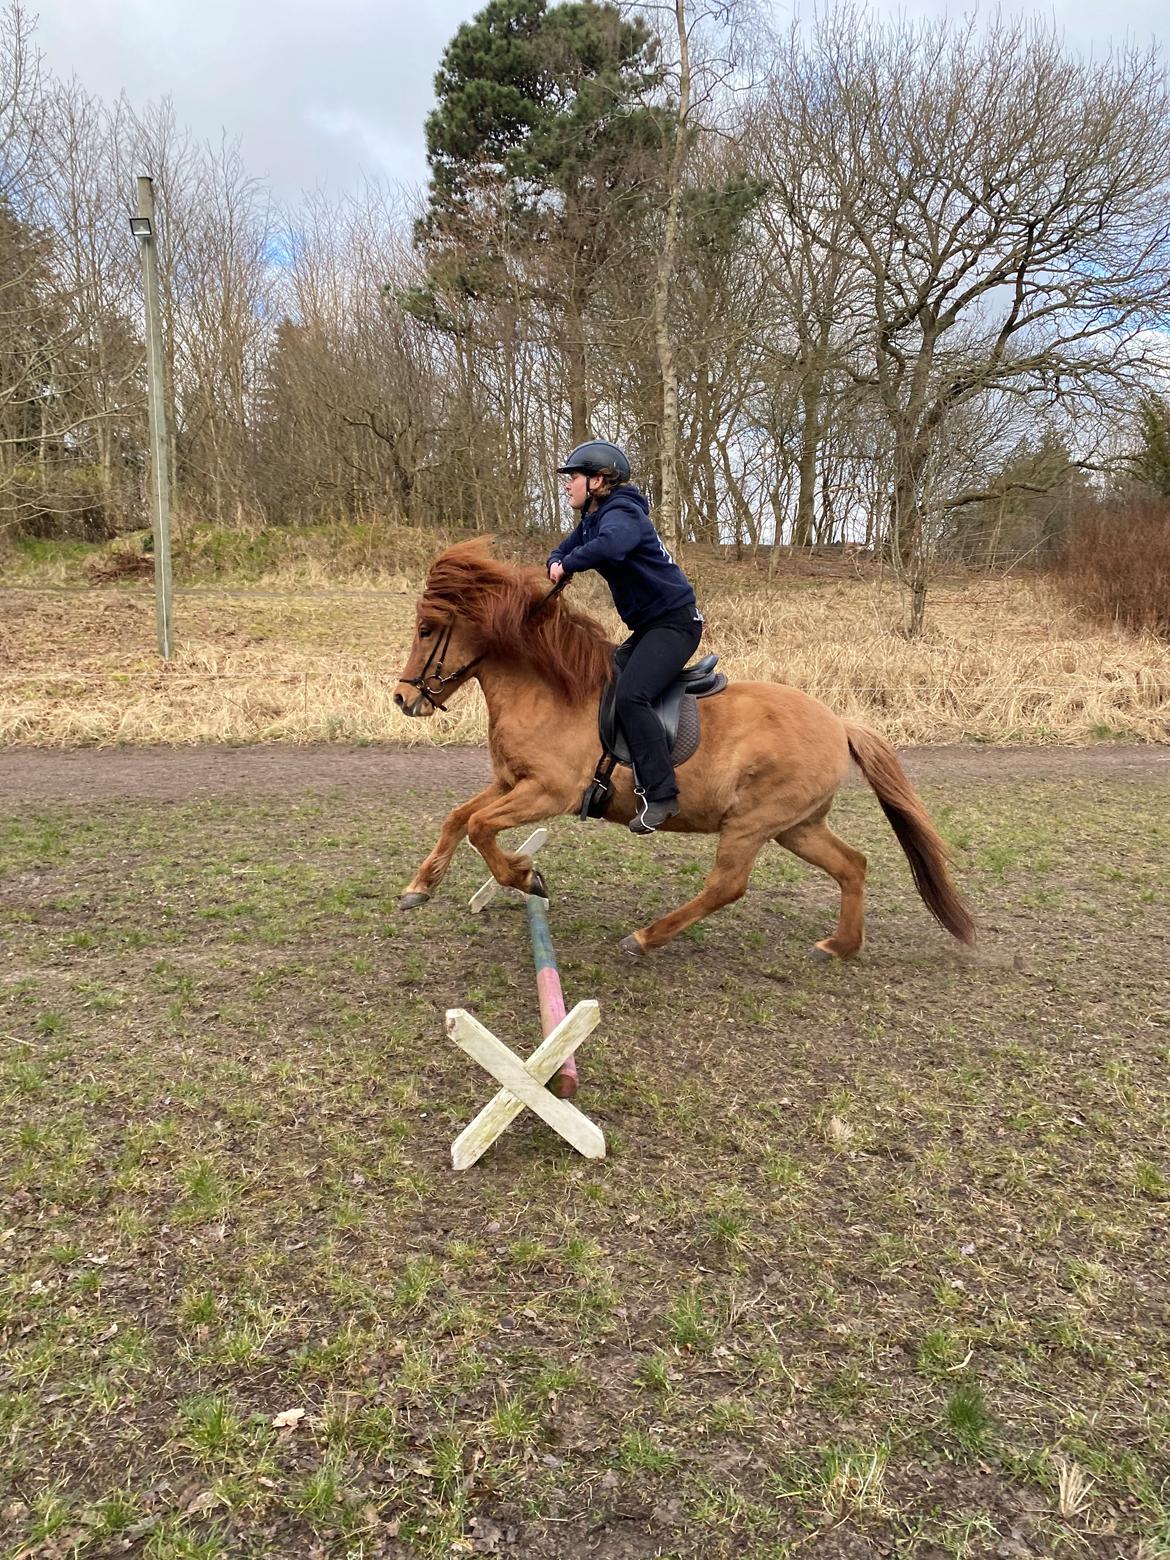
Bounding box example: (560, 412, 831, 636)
(134, 175, 174, 659)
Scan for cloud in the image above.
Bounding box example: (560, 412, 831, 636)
(304, 107, 421, 187)
(28, 0, 479, 200)
(27, 0, 1170, 206)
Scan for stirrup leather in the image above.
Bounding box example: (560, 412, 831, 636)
(580, 753, 618, 820)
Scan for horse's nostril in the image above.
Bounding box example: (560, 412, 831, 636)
(394, 691, 405, 710)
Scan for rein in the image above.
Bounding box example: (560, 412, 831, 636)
(401, 577, 567, 712)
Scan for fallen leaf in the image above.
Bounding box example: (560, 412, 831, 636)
(469, 1516, 507, 1553)
(184, 1490, 219, 1516)
(271, 1406, 305, 1430)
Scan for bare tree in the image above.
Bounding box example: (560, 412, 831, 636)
(635, 0, 763, 546)
(764, 10, 1170, 627)
(7, 0, 1168, 570)
(38, 81, 142, 523)
(748, 99, 870, 549)
(1, 4, 52, 533)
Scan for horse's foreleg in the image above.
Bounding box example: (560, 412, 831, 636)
(465, 779, 572, 895)
(399, 782, 506, 909)
(621, 824, 768, 955)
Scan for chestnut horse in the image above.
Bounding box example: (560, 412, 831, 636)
(394, 540, 975, 959)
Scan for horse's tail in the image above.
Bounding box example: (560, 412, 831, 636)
(846, 724, 976, 946)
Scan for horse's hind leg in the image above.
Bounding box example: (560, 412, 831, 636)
(775, 815, 867, 959)
(621, 824, 768, 955)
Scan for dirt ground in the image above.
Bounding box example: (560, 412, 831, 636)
(0, 739, 1166, 803)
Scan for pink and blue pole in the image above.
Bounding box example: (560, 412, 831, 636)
(526, 892, 578, 1100)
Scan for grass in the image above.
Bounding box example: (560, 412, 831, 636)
(1, 521, 1167, 746)
(0, 763, 1168, 1556)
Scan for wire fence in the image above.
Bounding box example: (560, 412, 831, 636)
(0, 673, 1164, 696)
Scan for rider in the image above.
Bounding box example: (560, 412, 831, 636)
(547, 440, 703, 834)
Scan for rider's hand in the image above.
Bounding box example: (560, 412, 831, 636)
(549, 561, 565, 584)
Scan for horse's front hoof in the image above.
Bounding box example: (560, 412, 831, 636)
(810, 941, 834, 962)
(399, 891, 431, 911)
(619, 933, 645, 958)
(528, 867, 549, 901)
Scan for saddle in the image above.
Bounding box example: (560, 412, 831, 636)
(580, 650, 728, 820)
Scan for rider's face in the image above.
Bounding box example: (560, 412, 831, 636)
(564, 471, 594, 511)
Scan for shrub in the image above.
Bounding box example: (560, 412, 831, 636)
(1051, 494, 1170, 639)
(2, 463, 138, 542)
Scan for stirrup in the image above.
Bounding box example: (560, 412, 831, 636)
(629, 793, 680, 835)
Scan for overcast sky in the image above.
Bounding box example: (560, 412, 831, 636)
(27, 0, 1170, 205)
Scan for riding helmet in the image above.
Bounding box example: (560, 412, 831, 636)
(556, 440, 631, 481)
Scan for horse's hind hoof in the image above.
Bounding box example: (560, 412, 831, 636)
(398, 892, 430, 911)
(619, 934, 645, 958)
(810, 942, 834, 962)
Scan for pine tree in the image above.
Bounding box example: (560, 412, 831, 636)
(408, 0, 666, 441)
(1134, 391, 1170, 499)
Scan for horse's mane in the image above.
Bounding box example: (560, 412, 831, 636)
(419, 538, 615, 703)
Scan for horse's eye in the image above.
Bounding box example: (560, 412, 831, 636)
(419, 625, 432, 639)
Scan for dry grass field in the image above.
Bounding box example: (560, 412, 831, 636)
(1, 528, 1167, 748)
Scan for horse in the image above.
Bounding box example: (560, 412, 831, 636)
(393, 539, 975, 960)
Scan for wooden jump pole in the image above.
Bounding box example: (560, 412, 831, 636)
(466, 828, 575, 1096)
(449, 837, 605, 1171)
(526, 890, 578, 1100)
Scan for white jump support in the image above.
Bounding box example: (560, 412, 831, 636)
(451, 839, 605, 1170)
(448, 1001, 603, 1169)
(467, 828, 548, 913)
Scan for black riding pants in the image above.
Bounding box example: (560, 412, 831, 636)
(614, 605, 704, 802)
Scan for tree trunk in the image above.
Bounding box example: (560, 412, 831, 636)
(652, 0, 691, 552)
(794, 432, 817, 547)
(566, 287, 590, 444)
(891, 434, 932, 635)
(905, 575, 928, 638)
(890, 433, 928, 568)
(793, 371, 823, 547)
(652, 233, 681, 548)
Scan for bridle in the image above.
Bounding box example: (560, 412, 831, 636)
(399, 615, 482, 713)
(400, 577, 567, 713)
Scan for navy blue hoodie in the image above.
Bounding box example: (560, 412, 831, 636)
(547, 485, 696, 631)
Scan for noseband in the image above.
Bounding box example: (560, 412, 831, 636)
(401, 577, 566, 712)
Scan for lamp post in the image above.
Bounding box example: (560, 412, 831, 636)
(130, 176, 174, 660)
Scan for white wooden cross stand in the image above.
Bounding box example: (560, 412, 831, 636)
(449, 832, 606, 1170)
